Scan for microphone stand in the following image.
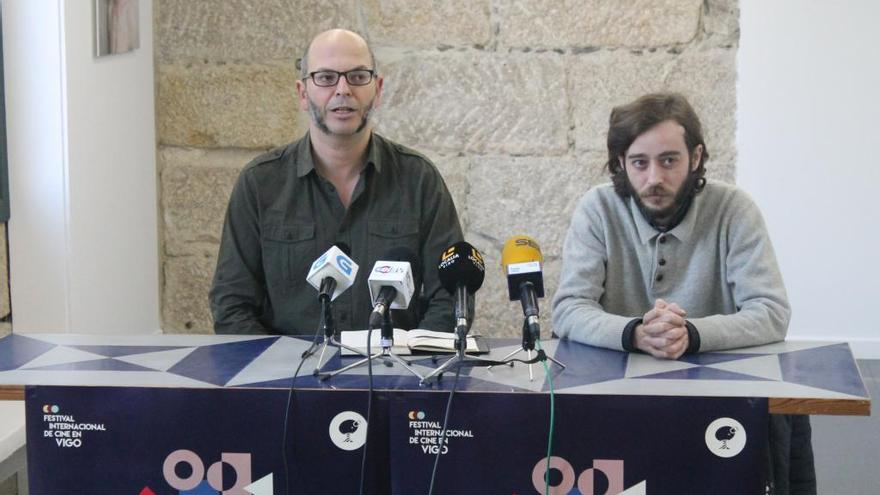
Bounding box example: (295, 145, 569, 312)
(489, 283, 566, 380)
(421, 286, 497, 385)
(318, 309, 426, 381)
(311, 291, 371, 376)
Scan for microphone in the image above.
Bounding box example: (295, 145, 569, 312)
(437, 241, 486, 340)
(501, 235, 544, 338)
(306, 243, 358, 301)
(368, 247, 418, 328)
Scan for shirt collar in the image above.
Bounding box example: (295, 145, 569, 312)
(630, 193, 698, 245)
(295, 131, 382, 178)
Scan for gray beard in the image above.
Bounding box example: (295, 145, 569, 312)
(308, 97, 373, 136)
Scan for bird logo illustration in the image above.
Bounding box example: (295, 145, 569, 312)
(339, 418, 360, 442)
(714, 425, 737, 449)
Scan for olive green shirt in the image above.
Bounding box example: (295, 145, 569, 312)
(210, 132, 463, 335)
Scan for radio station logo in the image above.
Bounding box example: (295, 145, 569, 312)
(329, 411, 368, 451)
(441, 246, 456, 261)
(373, 264, 405, 274)
(705, 417, 746, 458)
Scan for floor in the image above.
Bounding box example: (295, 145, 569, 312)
(812, 359, 880, 494)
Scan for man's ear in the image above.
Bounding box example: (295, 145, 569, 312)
(618, 155, 626, 171)
(373, 74, 384, 109)
(691, 144, 703, 171)
(295, 79, 309, 112)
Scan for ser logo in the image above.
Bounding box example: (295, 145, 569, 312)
(531, 457, 647, 495)
(515, 237, 540, 250)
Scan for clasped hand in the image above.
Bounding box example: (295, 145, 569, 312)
(634, 299, 689, 360)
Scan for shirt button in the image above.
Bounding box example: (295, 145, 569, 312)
(659, 259, 666, 266)
(655, 274, 664, 282)
(658, 235, 667, 244)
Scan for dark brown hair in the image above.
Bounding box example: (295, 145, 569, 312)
(605, 93, 709, 197)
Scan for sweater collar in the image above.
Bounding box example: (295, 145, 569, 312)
(632, 191, 698, 245)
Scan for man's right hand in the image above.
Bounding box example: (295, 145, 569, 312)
(634, 299, 689, 359)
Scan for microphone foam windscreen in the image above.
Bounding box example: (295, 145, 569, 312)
(437, 241, 486, 294)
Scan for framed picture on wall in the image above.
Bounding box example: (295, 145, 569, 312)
(95, 0, 140, 57)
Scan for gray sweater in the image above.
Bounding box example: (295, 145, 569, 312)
(551, 181, 790, 352)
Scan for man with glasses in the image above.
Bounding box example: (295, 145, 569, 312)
(210, 29, 463, 335)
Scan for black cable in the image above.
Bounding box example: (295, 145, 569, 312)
(358, 325, 375, 495)
(281, 299, 326, 495)
(427, 364, 462, 495)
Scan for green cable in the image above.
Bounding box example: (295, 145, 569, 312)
(535, 339, 555, 495)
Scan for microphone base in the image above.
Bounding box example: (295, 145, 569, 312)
(317, 344, 425, 382)
(311, 335, 372, 376)
(490, 346, 567, 382)
(420, 351, 501, 385)
(485, 317, 566, 381)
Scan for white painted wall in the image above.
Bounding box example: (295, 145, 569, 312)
(4, 0, 160, 334)
(738, 1, 880, 357)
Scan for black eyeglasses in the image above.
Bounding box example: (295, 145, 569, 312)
(304, 69, 376, 87)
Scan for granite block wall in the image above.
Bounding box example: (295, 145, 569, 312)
(156, 0, 739, 336)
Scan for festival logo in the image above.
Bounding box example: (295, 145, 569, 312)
(329, 411, 368, 450)
(705, 417, 747, 458)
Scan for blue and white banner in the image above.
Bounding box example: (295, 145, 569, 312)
(388, 392, 767, 494)
(26, 385, 766, 494)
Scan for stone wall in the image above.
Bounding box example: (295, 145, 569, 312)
(156, 0, 739, 337)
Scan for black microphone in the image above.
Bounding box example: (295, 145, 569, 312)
(437, 241, 486, 341)
(368, 247, 419, 328)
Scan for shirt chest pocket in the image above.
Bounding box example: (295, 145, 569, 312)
(262, 223, 316, 283)
(368, 220, 420, 264)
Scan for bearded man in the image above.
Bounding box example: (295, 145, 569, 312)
(210, 29, 462, 335)
(552, 93, 815, 494)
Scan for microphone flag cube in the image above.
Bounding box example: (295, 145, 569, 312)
(306, 245, 359, 300)
(367, 261, 415, 309)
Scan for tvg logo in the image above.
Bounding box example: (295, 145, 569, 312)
(311, 253, 327, 270)
(336, 254, 353, 275)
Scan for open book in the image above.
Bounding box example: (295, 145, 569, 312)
(340, 328, 488, 355)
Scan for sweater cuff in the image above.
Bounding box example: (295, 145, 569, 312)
(622, 318, 642, 352)
(684, 320, 701, 354)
